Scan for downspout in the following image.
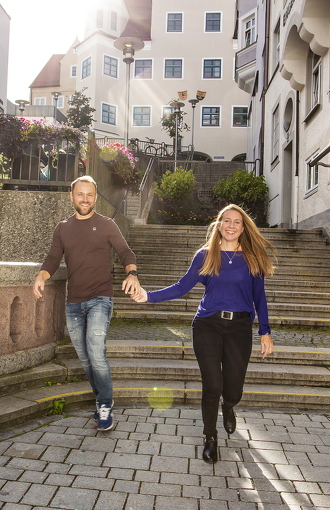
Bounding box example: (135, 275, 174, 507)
(294, 90, 300, 228)
(261, 0, 271, 176)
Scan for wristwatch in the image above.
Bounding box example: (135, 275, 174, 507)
(127, 270, 138, 277)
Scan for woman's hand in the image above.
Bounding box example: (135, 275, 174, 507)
(261, 334, 273, 359)
(131, 287, 148, 303)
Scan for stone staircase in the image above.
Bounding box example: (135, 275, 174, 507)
(112, 225, 330, 327)
(126, 191, 140, 221)
(1, 225, 330, 430)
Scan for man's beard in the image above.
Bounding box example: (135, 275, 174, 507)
(74, 202, 95, 216)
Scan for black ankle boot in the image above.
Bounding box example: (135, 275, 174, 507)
(222, 404, 236, 434)
(203, 436, 218, 463)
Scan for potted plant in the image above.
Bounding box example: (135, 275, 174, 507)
(100, 142, 139, 191)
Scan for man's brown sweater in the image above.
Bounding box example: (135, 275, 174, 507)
(41, 213, 136, 303)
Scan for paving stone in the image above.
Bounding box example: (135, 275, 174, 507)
(248, 441, 283, 451)
(44, 463, 71, 475)
(125, 409, 152, 418)
(155, 495, 198, 510)
(0, 481, 30, 503)
(40, 446, 70, 463)
(51, 486, 99, 510)
(275, 464, 304, 481)
(239, 489, 282, 504)
(253, 478, 295, 493)
(210, 488, 238, 501)
(19, 471, 48, 484)
(114, 439, 138, 454)
(5, 459, 46, 472)
(310, 494, 330, 507)
(94, 490, 126, 510)
(182, 485, 209, 498)
(115, 422, 136, 433)
(137, 440, 160, 456)
(53, 417, 89, 428)
(80, 436, 116, 453)
(227, 477, 253, 489)
(141, 481, 180, 497)
(228, 503, 256, 510)
(152, 408, 180, 419)
(200, 475, 226, 488)
(113, 479, 139, 494)
(294, 481, 322, 494)
(319, 482, 330, 494)
(21, 484, 57, 506)
(165, 418, 194, 426)
(242, 448, 288, 465)
(177, 425, 204, 438)
(11, 432, 44, 444)
(146, 417, 165, 424)
(108, 468, 134, 481)
(129, 432, 149, 441)
(72, 475, 114, 491)
(213, 460, 239, 478)
(300, 465, 330, 483)
(103, 452, 150, 470)
(238, 461, 278, 479)
(0, 469, 23, 482)
(149, 434, 181, 444)
(45, 474, 75, 487)
(160, 472, 199, 486)
(200, 501, 228, 510)
(160, 442, 195, 458)
(135, 423, 155, 434)
(68, 464, 109, 477)
(65, 449, 105, 467)
(289, 433, 324, 446)
(2, 505, 32, 510)
(281, 492, 313, 506)
(127, 415, 147, 424)
(150, 455, 188, 474)
(3, 443, 46, 460)
(64, 427, 97, 437)
(285, 451, 312, 465)
(125, 494, 155, 510)
(188, 459, 214, 475)
(38, 432, 83, 449)
(283, 443, 318, 453)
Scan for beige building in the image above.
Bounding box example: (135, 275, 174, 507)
(236, 0, 330, 231)
(30, 0, 249, 161)
(0, 4, 10, 114)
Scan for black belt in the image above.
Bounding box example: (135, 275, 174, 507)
(217, 311, 250, 321)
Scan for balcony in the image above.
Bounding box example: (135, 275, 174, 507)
(235, 41, 257, 93)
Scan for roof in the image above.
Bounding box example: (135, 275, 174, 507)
(121, 0, 152, 40)
(29, 54, 64, 88)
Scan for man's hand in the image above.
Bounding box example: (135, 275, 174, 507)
(122, 274, 141, 296)
(261, 334, 273, 359)
(131, 287, 148, 303)
(33, 271, 50, 299)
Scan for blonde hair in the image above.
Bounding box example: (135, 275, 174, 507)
(199, 204, 276, 277)
(71, 175, 97, 193)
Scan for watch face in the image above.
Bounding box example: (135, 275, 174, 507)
(129, 270, 138, 276)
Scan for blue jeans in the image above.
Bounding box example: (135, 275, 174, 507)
(66, 297, 113, 406)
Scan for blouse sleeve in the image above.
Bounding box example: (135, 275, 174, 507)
(252, 274, 271, 335)
(147, 251, 204, 303)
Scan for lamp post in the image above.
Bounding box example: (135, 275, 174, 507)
(51, 91, 62, 124)
(15, 99, 29, 116)
(114, 37, 144, 148)
(170, 100, 185, 171)
(188, 99, 199, 160)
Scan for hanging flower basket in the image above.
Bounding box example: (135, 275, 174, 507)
(100, 142, 139, 192)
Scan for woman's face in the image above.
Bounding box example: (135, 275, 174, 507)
(219, 209, 244, 245)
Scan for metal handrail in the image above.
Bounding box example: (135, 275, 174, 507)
(137, 157, 155, 219)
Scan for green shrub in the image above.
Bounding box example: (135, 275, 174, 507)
(213, 169, 269, 227)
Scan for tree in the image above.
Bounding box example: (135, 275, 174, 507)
(160, 100, 190, 148)
(66, 88, 96, 131)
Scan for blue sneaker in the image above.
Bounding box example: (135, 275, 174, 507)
(97, 403, 113, 431)
(93, 401, 100, 422)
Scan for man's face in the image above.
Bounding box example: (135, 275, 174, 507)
(70, 181, 97, 219)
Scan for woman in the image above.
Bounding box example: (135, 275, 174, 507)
(132, 204, 275, 463)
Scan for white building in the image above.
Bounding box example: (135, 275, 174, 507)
(30, 0, 249, 162)
(235, 0, 330, 232)
(0, 4, 10, 114)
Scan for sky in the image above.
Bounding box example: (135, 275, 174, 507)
(2, 0, 89, 103)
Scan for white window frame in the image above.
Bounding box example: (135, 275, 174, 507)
(132, 106, 152, 127)
(82, 56, 92, 80)
(52, 95, 64, 109)
(111, 11, 117, 30)
(34, 97, 46, 106)
(162, 105, 175, 118)
(101, 102, 117, 126)
(166, 12, 184, 33)
(103, 54, 118, 79)
(232, 106, 248, 127)
(306, 154, 319, 194)
(204, 11, 222, 33)
(201, 106, 221, 128)
(243, 14, 256, 48)
(164, 58, 184, 79)
(134, 58, 153, 80)
(272, 104, 279, 162)
(274, 19, 280, 68)
(312, 54, 321, 109)
(70, 65, 77, 78)
(202, 58, 223, 79)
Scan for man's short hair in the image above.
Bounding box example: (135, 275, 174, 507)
(71, 176, 97, 193)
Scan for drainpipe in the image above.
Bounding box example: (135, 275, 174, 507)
(294, 91, 300, 228)
(260, 0, 271, 176)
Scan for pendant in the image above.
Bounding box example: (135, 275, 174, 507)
(229, 261, 232, 264)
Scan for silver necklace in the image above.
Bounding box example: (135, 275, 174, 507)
(223, 251, 236, 264)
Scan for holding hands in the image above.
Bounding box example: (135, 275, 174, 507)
(131, 287, 148, 303)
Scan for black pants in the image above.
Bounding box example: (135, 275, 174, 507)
(192, 312, 252, 437)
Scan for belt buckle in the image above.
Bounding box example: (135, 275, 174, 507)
(221, 311, 233, 320)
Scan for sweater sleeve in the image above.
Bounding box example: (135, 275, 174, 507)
(147, 251, 203, 303)
(109, 220, 136, 268)
(252, 274, 271, 335)
(40, 223, 64, 277)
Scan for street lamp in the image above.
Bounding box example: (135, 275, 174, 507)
(114, 37, 144, 147)
(188, 99, 199, 160)
(15, 99, 29, 116)
(51, 91, 62, 124)
(170, 100, 185, 171)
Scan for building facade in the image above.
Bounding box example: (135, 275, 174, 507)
(30, 0, 249, 162)
(0, 4, 10, 114)
(235, 0, 330, 232)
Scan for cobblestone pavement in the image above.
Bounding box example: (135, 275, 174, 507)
(108, 322, 330, 348)
(1, 405, 330, 509)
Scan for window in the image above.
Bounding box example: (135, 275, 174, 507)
(111, 11, 117, 30)
(205, 12, 221, 32)
(133, 107, 151, 126)
(34, 97, 46, 106)
(167, 13, 183, 32)
(274, 20, 280, 68)
(233, 107, 248, 127)
(71, 65, 77, 78)
(203, 59, 222, 78)
(102, 103, 116, 125)
(135, 59, 152, 79)
(245, 17, 255, 47)
(312, 53, 321, 108)
(104, 55, 118, 78)
(306, 158, 319, 192)
(96, 9, 103, 28)
(82, 57, 91, 79)
(202, 106, 220, 126)
(272, 105, 279, 161)
(164, 59, 182, 78)
(162, 106, 174, 118)
(52, 95, 64, 109)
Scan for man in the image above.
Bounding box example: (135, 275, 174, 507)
(33, 176, 140, 431)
